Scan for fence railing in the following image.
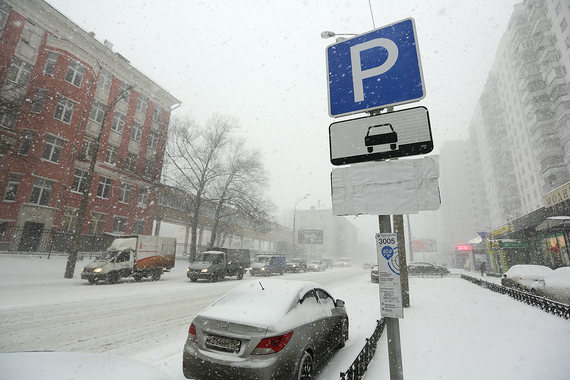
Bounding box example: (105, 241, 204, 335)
(340, 318, 386, 380)
(461, 274, 569, 319)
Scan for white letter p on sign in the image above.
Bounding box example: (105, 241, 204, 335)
(350, 38, 399, 103)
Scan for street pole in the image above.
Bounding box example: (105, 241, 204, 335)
(393, 214, 410, 308)
(378, 215, 404, 380)
(292, 194, 309, 258)
(64, 86, 132, 278)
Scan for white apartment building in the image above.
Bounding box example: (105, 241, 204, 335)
(469, 0, 569, 227)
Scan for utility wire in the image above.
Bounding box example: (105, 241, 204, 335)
(368, 0, 376, 28)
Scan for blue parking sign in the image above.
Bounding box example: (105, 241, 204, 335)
(326, 18, 425, 117)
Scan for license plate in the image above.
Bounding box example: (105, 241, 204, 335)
(206, 335, 241, 352)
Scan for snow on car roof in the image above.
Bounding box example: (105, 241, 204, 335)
(506, 264, 553, 277)
(198, 279, 320, 329)
(546, 267, 570, 288)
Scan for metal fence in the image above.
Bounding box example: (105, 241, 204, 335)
(461, 274, 570, 319)
(0, 225, 113, 257)
(340, 318, 386, 380)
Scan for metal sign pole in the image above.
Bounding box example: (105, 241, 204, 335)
(377, 215, 404, 380)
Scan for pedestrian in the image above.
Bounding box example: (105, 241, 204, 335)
(480, 262, 486, 276)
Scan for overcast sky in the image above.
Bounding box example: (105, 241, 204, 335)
(45, 0, 520, 244)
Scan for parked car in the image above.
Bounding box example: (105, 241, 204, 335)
(362, 261, 375, 270)
(501, 264, 554, 290)
(250, 255, 286, 276)
(371, 265, 379, 283)
(286, 257, 307, 273)
(407, 261, 449, 276)
(529, 266, 570, 304)
(182, 279, 349, 380)
(307, 260, 325, 272)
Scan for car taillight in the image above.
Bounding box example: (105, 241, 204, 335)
(188, 323, 197, 342)
(251, 331, 294, 355)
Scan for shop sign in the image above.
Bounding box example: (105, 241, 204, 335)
(543, 181, 569, 208)
(491, 223, 513, 239)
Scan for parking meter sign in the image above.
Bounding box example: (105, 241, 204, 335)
(376, 233, 403, 319)
(326, 18, 425, 117)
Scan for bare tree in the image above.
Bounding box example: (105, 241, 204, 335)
(207, 139, 274, 249)
(163, 115, 236, 260)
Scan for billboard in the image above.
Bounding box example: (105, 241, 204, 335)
(298, 230, 323, 244)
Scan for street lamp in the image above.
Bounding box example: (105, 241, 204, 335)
(320, 31, 358, 42)
(292, 193, 310, 258)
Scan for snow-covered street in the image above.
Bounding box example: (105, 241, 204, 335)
(1, 255, 569, 379)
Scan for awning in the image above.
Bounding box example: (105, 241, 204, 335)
(535, 216, 570, 231)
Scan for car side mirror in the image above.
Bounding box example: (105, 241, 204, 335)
(335, 299, 345, 308)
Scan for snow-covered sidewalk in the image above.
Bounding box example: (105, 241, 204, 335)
(338, 275, 570, 380)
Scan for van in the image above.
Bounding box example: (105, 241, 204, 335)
(250, 254, 286, 276)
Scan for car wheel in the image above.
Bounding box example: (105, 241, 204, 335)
(189, 277, 197, 282)
(133, 274, 142, 282)
(107, 272, 119, 284)
(151, 271, 161, 281)
(87, 277, 97, 284)
(338, 318, 349, 348)
(297, 351, 313, 380)
(237, 272, 244, 280)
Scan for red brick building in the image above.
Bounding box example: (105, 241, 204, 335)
(0, 0, 179, 250)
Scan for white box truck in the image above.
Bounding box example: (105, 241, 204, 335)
(81, 235, 176, 284)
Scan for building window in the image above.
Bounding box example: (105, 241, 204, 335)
(152, 106, 162, 122)
(133, 220, 144, 234)
(3, 173, 21, 201)
(142, 158, 154, 178)
(561, 18, 567, 32)
(80, 136, 96, 161)
(98, 69, 112, 92)
(53, 96, 75, 124)
(124, 152, 137, 172)
(6, 56, 32, 87)
(42, 135, 65, 163)
(65, 60, 85, 87)
(71, 168, 88, 193)
(89, 212, 106, 234)
(130, 122, 142, 142)
(148, 131, 159, 149)
(30, 177, 54, 206)
(113, 216, 127, 233)
(43, 52, 58, 75)
(62, 207, 78, 232)
(89, 100, 105, 124)
(31, 89, 47, 114)
(137, 188, 148, 207)
(0, 4, 9, 33)
(136, 94, 147, 113)
(111, 111, 125, 133)
(96, 176, 112, 199)
(18, 130, 34, 155)
(104, 145, 118, 166)
(119, 82, 130, 103)
(0, 106, 18, 129)
(118, 182, 132, 203)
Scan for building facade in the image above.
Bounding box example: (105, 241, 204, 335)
(0, 0, 179, 251)
(471, 0, 569, 226)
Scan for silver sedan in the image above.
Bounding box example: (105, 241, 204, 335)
(182, 279, 349, 380)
